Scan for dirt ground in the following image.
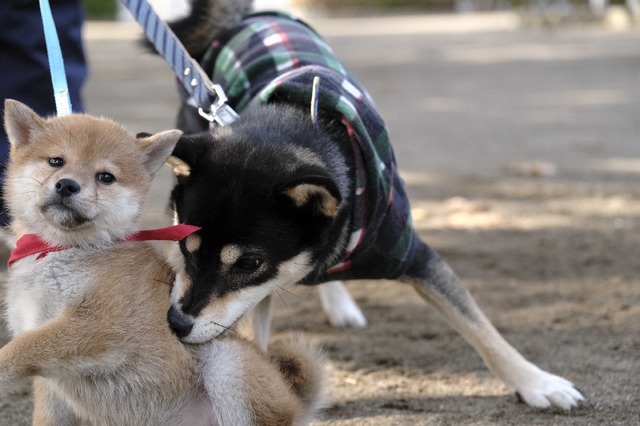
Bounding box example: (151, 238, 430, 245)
(1, 14, 639, 426)
(281, 175, 640, 425)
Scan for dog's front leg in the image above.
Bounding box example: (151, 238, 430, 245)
(0, 311, 112, 398)
(32, 377, 81, 426)
(252, 281, 368, 351)
(252, 295, 274, 352)
(404, 243, 584, 410)
(0, 332, 49, 397)
(317, 280, 367, 328)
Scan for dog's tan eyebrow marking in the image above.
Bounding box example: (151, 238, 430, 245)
(185, 234, 201, 253)
(220, 245, 242, 265)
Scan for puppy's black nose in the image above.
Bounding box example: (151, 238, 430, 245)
(168, 306, 193, 338)
(55, 178, 81, 197)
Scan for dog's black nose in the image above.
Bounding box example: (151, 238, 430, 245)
(55, 178, 81, 197)
(168, 305, 193, 338)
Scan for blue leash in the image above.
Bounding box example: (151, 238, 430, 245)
(38, 0, 73, 116)
(119, 0, 238, 127)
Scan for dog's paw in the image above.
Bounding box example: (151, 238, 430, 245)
(0, 366, 32, 399)
(318, 281, 368, 328)
(513, 369, 584, 410)
(324, 301, 368, 328)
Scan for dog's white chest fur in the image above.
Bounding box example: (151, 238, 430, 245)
(5, 250, 90, 335)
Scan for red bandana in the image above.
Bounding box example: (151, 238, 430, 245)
(7, 224, 201, 267)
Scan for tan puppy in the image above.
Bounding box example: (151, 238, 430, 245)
(0, 100, 327, 425)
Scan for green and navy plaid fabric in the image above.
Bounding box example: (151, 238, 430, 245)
(199, 12, 419, 281)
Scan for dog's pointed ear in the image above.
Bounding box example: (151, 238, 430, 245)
(3, 99, 45, 149)
(137, 129, 183, 175)
(167, 155, 191, 177)
(277, 173, 342, 218)
(167, 133, 211, 178)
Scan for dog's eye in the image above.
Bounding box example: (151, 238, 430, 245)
(96, 172, 116, 185)
(234, 256, 263, 273)
(48, 157, 64, 168)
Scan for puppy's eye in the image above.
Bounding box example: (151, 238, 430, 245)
(96, 172, 116, 185)
(48, 157, 64, 168)
(234, 257, 263, 273)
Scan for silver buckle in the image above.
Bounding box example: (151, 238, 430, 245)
(198, 84, 239, 128)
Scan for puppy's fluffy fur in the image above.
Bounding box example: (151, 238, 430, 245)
(0, 100, 327, 425)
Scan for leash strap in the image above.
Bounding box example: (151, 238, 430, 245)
(38, 0, 73, 116)
(119, 0, 238, 127)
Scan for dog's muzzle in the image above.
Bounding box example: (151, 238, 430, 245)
(55, 178, 81, 198)
(167, 306, 194, 338)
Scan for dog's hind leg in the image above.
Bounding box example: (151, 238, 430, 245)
(198, 335, 328, 425)
(403, 241, 584, 410)
(318, 281, 367, 328)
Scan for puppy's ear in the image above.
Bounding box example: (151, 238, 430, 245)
(137, 129, 183, 175)
(278, 173, 342, 218)
(3, 99, 44, 149)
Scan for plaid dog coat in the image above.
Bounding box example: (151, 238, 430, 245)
(198, 12, 420, 282)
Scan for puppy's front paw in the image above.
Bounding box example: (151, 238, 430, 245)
(0, 366, 31, 399)
(514, 369, 584, 410)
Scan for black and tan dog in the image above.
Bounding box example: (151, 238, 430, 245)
(163, 0, 583, 410)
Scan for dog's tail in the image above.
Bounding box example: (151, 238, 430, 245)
(269, 335, 330, 424)
(169, 0, 253, 58)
